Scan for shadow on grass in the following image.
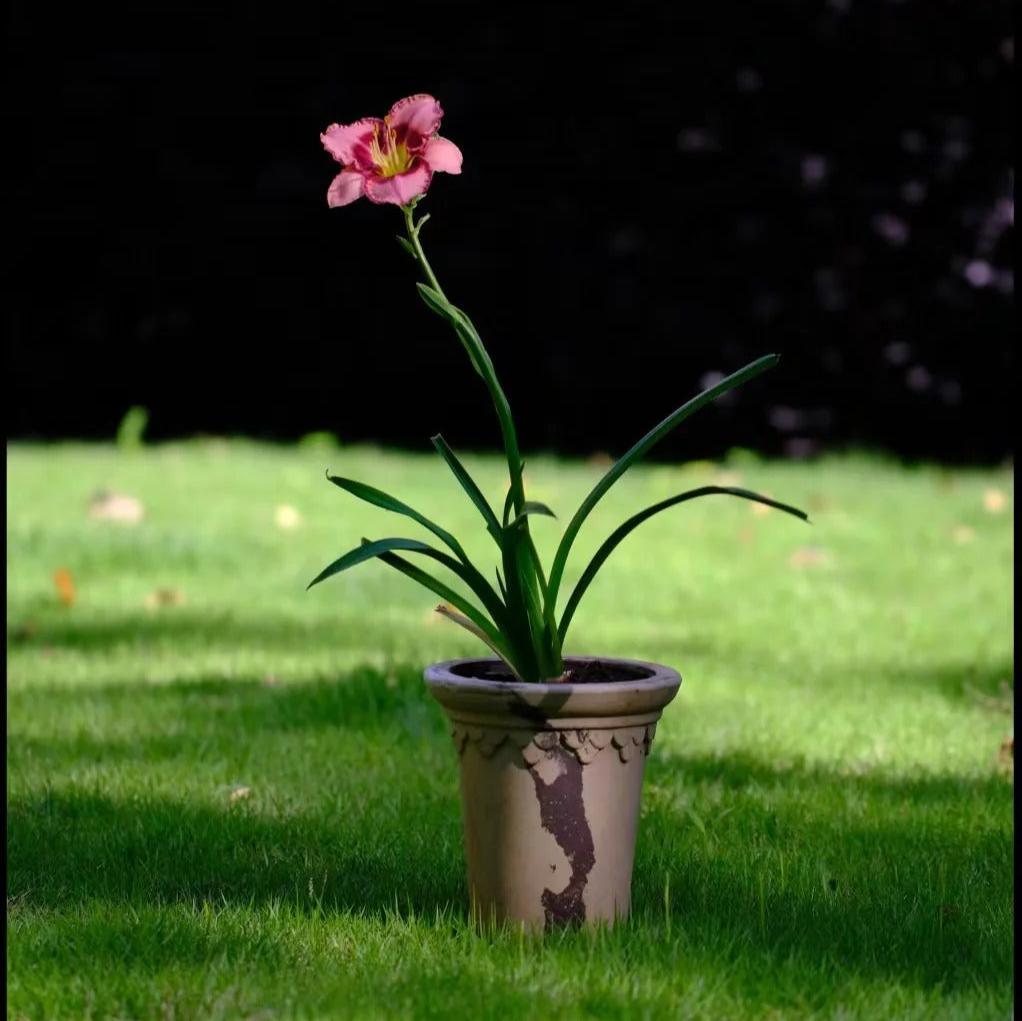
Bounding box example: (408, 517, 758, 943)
(7, 668, 1013, 993)
(638, 752, 1011, 987)
(9, 667, 444, 762)
(7, 604, 403, 655)
(9, 604, 1013, 712)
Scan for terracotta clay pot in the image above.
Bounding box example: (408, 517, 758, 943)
(424, 656, 681, 930)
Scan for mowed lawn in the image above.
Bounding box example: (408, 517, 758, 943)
(6, 440, 1014, 1020)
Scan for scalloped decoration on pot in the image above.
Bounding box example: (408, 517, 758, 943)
(451, 723, 658, 766)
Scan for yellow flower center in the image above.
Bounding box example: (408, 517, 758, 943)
(370, 125, 412, 178)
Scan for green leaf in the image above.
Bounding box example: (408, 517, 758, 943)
(326, 474, 469, 563)
(517, 530, 563, 678)
(499, 525, 544, 681)
(306, 537, 430, 590)
(396, 236, 417, 259)
(307, 534, 509, 638)
(509, 501, 557, 526)
(547, 354, 781, 613)
(416, 282, 453, 320)
(373, 547, 513, 660)
(502, 486, 515, 529)
(431, 435, 502, 541)
(558, 486, 808, 641)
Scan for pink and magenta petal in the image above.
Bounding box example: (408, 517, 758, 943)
(326, 170, 366, 207)
(386, 94, 443, 148)
(321, 118, 382, 170)
(364, 162, 433, 206)
(422, 136, 463, 174)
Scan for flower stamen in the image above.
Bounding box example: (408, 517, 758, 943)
(370, 124, 411, 178)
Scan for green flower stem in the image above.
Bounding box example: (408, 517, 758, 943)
(400, 203, 563, 679)
(400, 205, 525, 508)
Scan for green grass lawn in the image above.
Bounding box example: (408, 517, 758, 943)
(6, 440, 1014, 1020)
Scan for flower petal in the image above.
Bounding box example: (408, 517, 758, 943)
(422, 136, 463, 174)
(364, 162, 432, 206)
(321, 118, 382, 170)
(326, 170, 365, 207)
(386, 94, 443, 148)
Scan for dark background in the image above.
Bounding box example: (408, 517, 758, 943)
(6, 3, 1015, 462)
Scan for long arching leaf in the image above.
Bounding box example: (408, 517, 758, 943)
(509, 501, 557, 527)
(547, 354, 780, 612)
(431, 434, 502, 541)
(306, 537, 430, 590)
(326, 474, 469, 563)
(307, 536, 509, 638)
(374, 548, 514, 661)
(558, 486, 809, 642)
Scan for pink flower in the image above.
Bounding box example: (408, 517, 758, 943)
(321, 94, 463, 208)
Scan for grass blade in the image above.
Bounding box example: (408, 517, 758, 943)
(558, 486, 808, 641)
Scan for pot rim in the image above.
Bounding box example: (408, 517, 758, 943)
(424, 654, 681, 695)
(424, 655, 681, 727)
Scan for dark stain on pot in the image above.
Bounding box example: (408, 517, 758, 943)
(528, 745, 595, 928)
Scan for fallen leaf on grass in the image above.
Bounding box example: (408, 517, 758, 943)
(808, 493, 835, 513)
(788, 546, 832, 569)
(229, 786, 252, 804)
(144, 588, 186, 609)
(951, 525, 976, 544)
(983, 488, 1008, 514)
(88, 490, 145, 524)
(713, 470, 743, 486)
(997, 736, 1013, 778)
(53, 568, 76, 606)
(968, 680, 1013, 714)
(274, 504, 302, 530)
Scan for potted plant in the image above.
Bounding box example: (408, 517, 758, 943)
(311, 95, 807, 930)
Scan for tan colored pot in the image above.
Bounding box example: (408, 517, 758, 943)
(424, 656, 681, 931)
